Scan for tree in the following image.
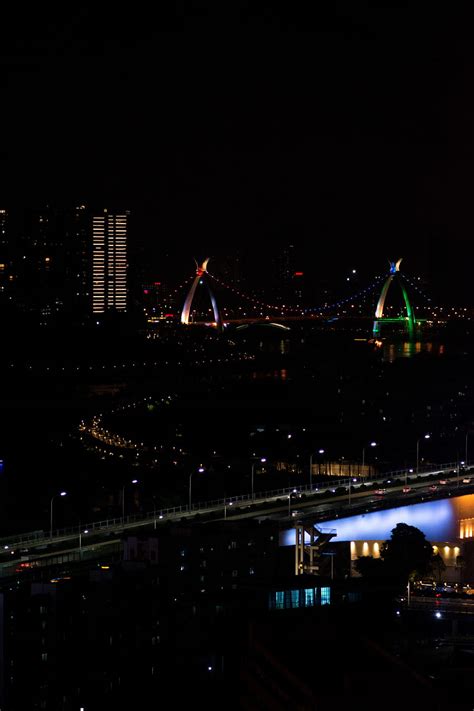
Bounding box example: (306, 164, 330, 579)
(355, 523, 436, 587)
(353, 555, 385, 578)
(381, 523, 434, 582)
(430, 553, 446, 584)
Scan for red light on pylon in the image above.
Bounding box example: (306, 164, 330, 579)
(294, 272, 304, 277)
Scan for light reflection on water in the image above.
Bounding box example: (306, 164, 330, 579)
(381, 341, 445, 363)
(280, 493, 474, 545)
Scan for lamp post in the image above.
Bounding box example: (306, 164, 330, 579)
(189, 467, 205, 511)
(362, 441, 377, 474)
(309, 449, 325, 490)
(224, 500, 233, 519)
(348, 477, 357, 507)
(416, 434, 430, 474)
(251, 458, 266, 501)
(152, 497, 157, 530)
(79, 529, 88, 558)
(466, 432, 469, 468)
(288, 488, 297, 516)
(122, 479, 138, 525)
(50, 491, 67, 539)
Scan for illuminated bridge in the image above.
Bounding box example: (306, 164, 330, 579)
(179, 257, 433, 333)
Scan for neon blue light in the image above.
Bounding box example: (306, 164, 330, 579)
(279, 495, 468, 546)
(321, 587, 331, 605)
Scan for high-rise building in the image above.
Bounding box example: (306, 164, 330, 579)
(273, 244, 304, 305)
(92, 210, 128, 314)
(0, 209, 11, 300)
(14, 206, 67, 323)
(64, 205, 90, 319)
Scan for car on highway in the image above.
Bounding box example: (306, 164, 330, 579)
(429, 485, 438, 491)
(439, 479, 448, 485)
(463, 478, 471, 484)
(374, 489, 386, 496)
(402, 487, 411, 493)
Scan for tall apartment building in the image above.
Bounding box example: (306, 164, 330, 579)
(64, 204, 90, 319)
(0, 209, 12, 300)
(92, 210, 128, 314)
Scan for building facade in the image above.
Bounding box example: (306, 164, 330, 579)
(92, 210, 128, 314)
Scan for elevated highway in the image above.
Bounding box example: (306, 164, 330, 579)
(0, 463, 472, 577)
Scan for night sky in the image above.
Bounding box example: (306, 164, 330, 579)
(2, 4, 474, 298)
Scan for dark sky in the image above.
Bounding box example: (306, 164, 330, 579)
(2, 4, 474, 297)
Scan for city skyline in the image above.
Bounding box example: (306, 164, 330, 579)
(0, 203, 472, 321)
(2, 6, 474, 707)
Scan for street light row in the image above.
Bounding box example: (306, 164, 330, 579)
(50, 479, 141, 539)
(52, 433, 472, 531)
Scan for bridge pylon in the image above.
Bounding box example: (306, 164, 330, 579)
(373, 258, 416, 337)
(181, 258, 223, 331)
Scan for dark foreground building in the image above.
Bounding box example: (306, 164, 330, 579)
(0, 519, 467, 710)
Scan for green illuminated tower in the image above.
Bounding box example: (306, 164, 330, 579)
(373, 259, 415, 337)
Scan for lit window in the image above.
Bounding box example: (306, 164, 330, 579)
(320, 587, 331, 605)
(304, 588, 315, 606)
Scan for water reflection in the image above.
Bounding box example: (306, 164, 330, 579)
(257, 339, 290, 354)
(378, 341, 445, 363)
(250, 369, 288, 381)
(280, 493, 474, 545)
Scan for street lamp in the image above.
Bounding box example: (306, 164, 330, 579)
(466, 432, 469, 467)
(251, 458, 266, 501)
(79, 529, 88, 557)
(224, 500, 233, 519)
(152, 496, 157, 530)
(348, 477, 357, 506)
(416, 434, 430, 474)
(309, 449, 325, 490)
(288, 488, 297, 516)
(50, 491, 67, 539)
(189, 467, 205, 511)
(122, 479, 139, 525)
(362, 441, 377, 472)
